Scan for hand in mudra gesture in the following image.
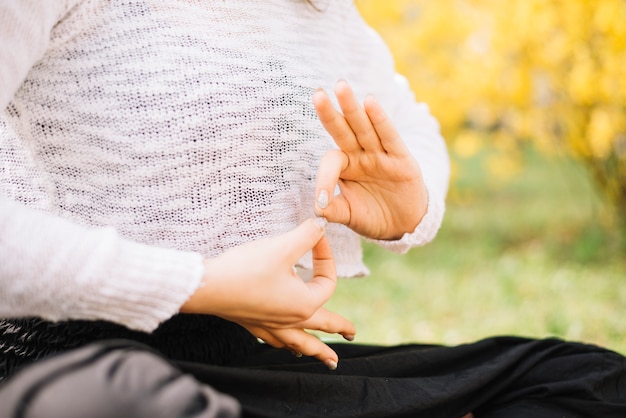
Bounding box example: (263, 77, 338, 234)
(313, 81, 428, 241)
(182, 218, 355, 369)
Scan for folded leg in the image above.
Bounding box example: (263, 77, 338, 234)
(180, 336, 626, 417)
(0, 340, 240, 418)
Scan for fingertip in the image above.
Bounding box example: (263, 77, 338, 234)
(313, 216, 327, 231)
(312, 88, 328, 106)
(304, 217, 326, 246)
(335, 78, 349, 88)
(318, 348, 340, 371)
(363, 94, 386, 118)
(334, 79, 351, 96)
(324, 359, 338, 371)
(363, 94, 377, 108)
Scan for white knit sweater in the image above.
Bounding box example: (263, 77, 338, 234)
(0, 0, 450, 332)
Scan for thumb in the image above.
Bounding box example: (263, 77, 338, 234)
(315, 149, 350, 224)
(282, 217, 327, 264)
(306, 235, 338, 305)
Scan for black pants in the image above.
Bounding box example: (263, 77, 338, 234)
(1, 316, 625, 417)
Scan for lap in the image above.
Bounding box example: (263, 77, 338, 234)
(0, 340, 240, 418)
(183, 336, 626, 417)
(1, 336, 625, 418)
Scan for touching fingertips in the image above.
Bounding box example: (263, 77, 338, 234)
(313, 216, 328, 230)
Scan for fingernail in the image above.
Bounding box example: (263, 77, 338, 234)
(290, 350, 303, 358)
(324, 359, 338, 371)
(343, 334, 355, 342)
(313, 216, 327, 230)
(317, 190, 329, 209)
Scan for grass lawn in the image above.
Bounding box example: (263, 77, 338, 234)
(322, 146, 626, 355)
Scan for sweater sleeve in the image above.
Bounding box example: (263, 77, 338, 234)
(350, 18, 451, 253)
(1, 1, 70, 109)
(0, 196, 205, 332)
(0, 1, 205, 331)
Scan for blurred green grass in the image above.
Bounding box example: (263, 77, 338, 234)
(323, 146, 626, 354)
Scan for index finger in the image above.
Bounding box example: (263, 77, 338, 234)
(281, 218, 327, 264)
(313, 88, 361, 152)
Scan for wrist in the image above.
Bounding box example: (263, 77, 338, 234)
(180, 258, 216, 314)
(386, 178, 428, 240)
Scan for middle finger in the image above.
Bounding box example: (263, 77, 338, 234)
(335, 80, 384, 152)
(298, 307, 356, 341)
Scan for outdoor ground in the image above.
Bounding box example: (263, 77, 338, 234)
(321, 146, 626, 355)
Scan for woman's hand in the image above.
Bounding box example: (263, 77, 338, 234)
(180, 218, 355, 369)
(313, 81, 428, 240)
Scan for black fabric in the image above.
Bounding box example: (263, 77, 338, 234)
(0, 314, 259, 380)
(183, 337, 626, 417)
(1, 316, 625, 417)
(0, 315, 626, 418)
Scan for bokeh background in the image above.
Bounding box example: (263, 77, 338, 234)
(324, 0, 626, 354)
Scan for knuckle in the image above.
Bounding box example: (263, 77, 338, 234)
(302, 304, 319, 319)
(293, 310, 312, 322)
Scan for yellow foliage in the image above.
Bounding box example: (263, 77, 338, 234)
(357, 0, 626, 213)
(453, 130, 484, 159)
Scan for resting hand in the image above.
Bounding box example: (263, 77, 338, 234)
(313, 81, 428, 240)
(180, 218, 355, 369)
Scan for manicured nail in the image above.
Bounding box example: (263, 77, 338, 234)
(313, 217, 327, 230)
(343, 334, 355, 342)
(324, 360, 338, 371)
(317, 190, 329, 209)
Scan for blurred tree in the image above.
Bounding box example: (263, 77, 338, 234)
(357, 0, 626, 224)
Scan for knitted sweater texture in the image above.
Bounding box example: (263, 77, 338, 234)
(0, 0, 450, 332)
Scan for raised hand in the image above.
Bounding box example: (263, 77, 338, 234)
(181, 218, 355, 369)
(313, 81, 428, 241)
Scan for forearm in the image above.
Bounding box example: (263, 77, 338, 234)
(0, 197, 204, 332)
